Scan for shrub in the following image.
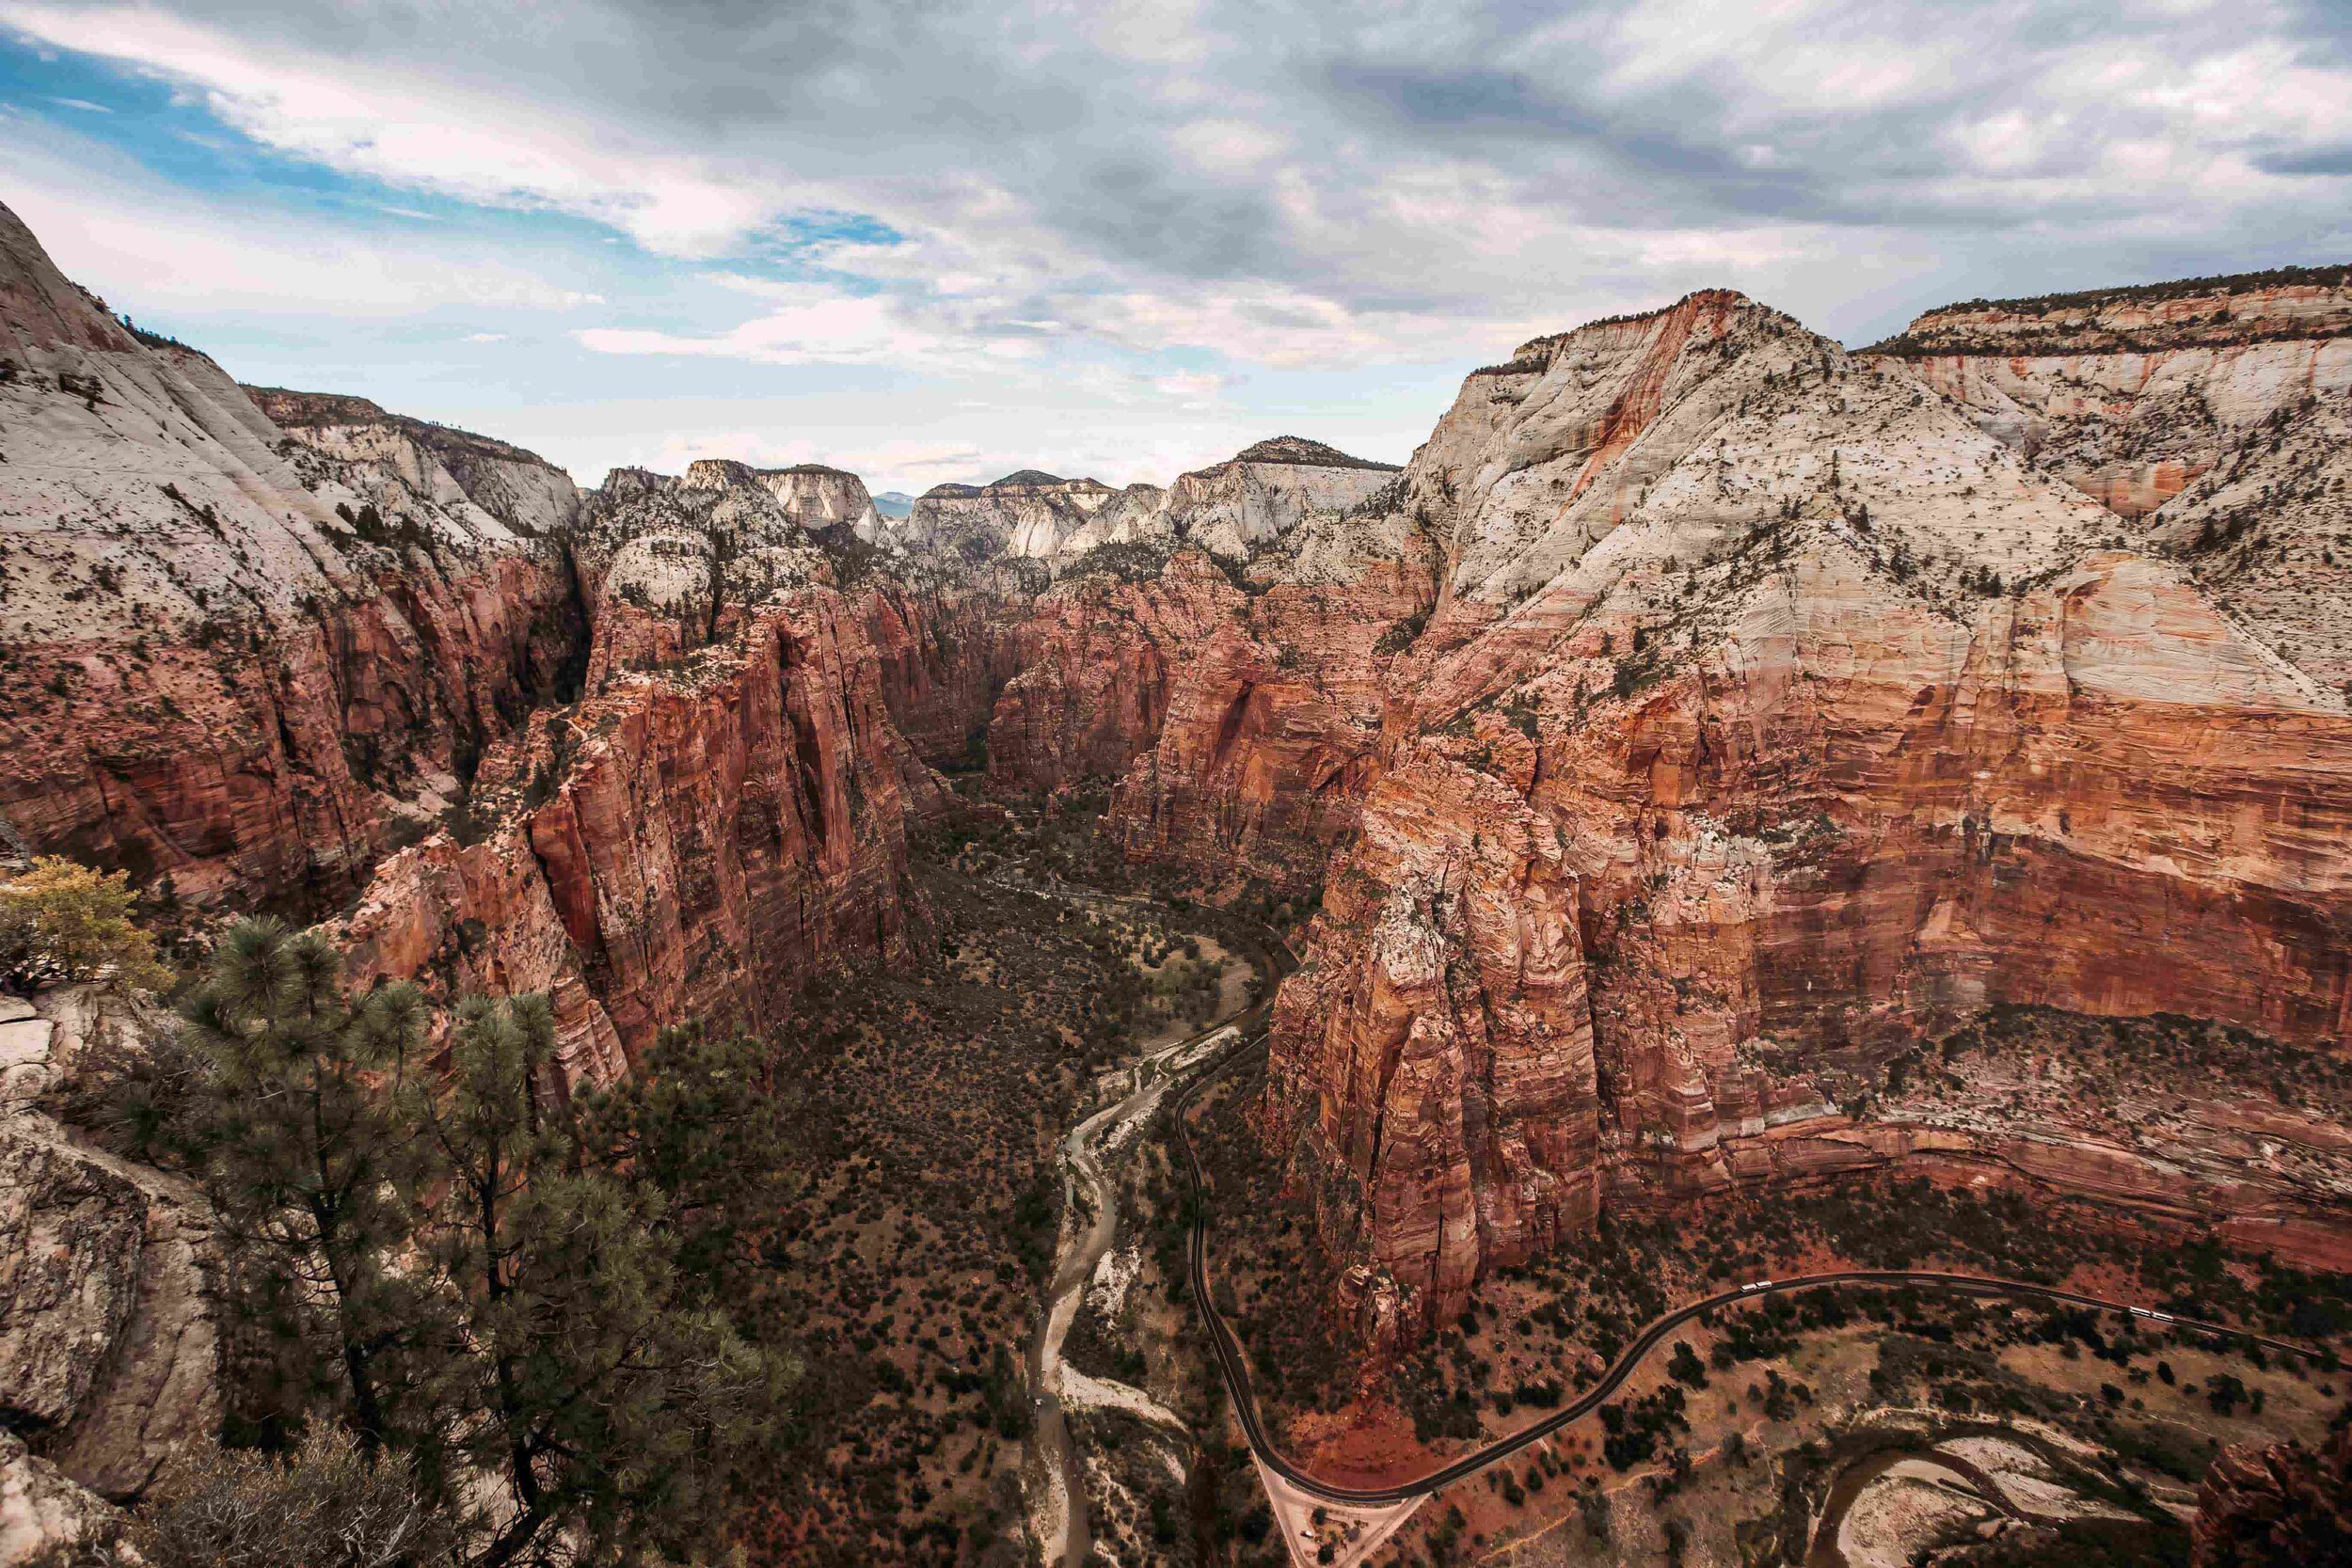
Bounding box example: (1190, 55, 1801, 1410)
(61, 1427, 459, 1568)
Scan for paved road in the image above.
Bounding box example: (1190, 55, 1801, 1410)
(1173, 1031, 2326, 1508)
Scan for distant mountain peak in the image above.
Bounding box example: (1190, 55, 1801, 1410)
(1231, 436, 1401, 471)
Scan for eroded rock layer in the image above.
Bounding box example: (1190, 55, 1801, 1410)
(0, 200, 585, 911)
(1259, 289, 2352, 1334)
(11, 179, 2352, 1357)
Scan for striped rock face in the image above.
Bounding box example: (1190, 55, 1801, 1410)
(0, 199, 586, 911)
(1254, 289, 2352, 1338)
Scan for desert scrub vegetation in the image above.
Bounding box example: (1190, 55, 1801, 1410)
(35, 1428, 456, 1568)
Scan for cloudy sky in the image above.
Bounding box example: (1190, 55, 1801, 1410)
(4, 1, 2348, 492)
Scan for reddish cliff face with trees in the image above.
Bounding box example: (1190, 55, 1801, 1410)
(0, 202, 586, 912)
(9, 189, 2351, 1347)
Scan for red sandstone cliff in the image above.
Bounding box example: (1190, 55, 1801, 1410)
(328, 463, 950, 1078)
(16, 173, 2352, 1338)
(2193, 1421, 2352, 1567)
(0, 200, 585, 911)
(1259, 289, 2352, 1334)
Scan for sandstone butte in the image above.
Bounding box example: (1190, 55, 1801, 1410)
(6, 193, 2352, 1355)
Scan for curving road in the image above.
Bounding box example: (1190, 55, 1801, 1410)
(1172, 1030, 2325, 1508)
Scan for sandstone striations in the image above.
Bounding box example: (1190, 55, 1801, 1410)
(333, 460, 949, 1076)
(1258, 288, 2352, 1335)
(1873, 268, 2352, 689)
(0, 199, 585, 912)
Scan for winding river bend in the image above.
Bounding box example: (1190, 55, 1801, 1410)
(1025, 904, 1269, 1568)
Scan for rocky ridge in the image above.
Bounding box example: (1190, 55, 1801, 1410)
(1873, 273, 2352, 697)
(1255, 287, 2352, 1337)
(891, 468, 1125, 565)
(0, 199, 586, 911)
(0, 987, 217, 1542)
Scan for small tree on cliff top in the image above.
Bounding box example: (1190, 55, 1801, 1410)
(0, 856, 168, 993)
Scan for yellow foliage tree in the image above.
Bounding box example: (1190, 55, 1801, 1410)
(0, 856, 169, 993)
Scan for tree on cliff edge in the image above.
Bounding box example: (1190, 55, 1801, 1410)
(419, 993, 786, 1566)
(180, 919, 443, 1456)
(0, 855, 168, 993)
(177, 923, 792, 1566)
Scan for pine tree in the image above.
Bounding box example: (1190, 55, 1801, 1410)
(175, 926, 795, 1562)
(419, 994, 786, 1565)
(180, 920, 443, 1456)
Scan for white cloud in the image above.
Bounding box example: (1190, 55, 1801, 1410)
(1149, 370, 1229, 408)
(580, 289, 954, 367)
(0, 132, 613, 315)
(0, 1, 808, 257)
(463, 331, 508, 342)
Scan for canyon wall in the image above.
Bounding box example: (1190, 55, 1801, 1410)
(2, 200, 961, 1082)
(0, 199, 585, 912)
(1258, 287, 2352, 1334)
(975, 440, 1432, 889)
(332, 464, 949, 1078)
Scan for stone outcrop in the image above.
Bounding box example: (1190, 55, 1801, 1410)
(1259, 288, 2352, 1333)
(0, 990, 217, 1511)
(2193, 1423, 2352, 1567)
(1, 1429, 116, 1566)
(0, 198, 586, 912)
(752, 462, 883, 538)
